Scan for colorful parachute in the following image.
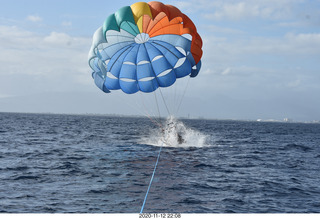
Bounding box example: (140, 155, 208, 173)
(88, 1, 203, 94)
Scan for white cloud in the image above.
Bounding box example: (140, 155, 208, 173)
(175, 0, 306, 22)
(26, 15, 42, 22)
(211, 0, 298, 20)
(0, 25, 34, 40)
(221, 67, 232, 75)
(286, 79, 301, 88)
(203, 32, 320, 64)
(205, 24, 245, 35)
(62, 21, 72, 27)
(197, 29, 320, 101)
(0, 25, 92, 97)
(286, 32, 320, 44)
(43, 32, 73, 46)
(211, 2, 260, 20)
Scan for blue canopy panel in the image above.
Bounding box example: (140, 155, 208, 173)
(119, 79, 139, 94)
(104, 45, 133, 91)
(191, 60, 201, 77)
(136, 44, 150, 64)
(100, 41, 134, 62)
(119, 62, 136, 80)
(144, 43, 176, 88)
(150, 40, 184, 64)
(157, 69, 176, 88)
(137, 62, 153, 80)
(89, 58, 100, 74)
(147, 40, 191, 79)
(90, 32, 199, 94)
(138, 78, 159, 93)
(91, 58, 111, 93)
(107, 45, 133, 78)
(93, 71, 110, 93)
(119, 63, 138, 94)
(151, 35, 198, 77)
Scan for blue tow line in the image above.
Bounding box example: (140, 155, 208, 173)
(140, 146, 162, 213)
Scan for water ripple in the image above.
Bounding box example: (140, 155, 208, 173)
(0, 112, 320, 213)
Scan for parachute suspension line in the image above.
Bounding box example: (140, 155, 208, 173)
(109, 92, 144, 117)
(114, 92, 163, 129)
(173, 81, 178, 115)
(140, 144, 163, 213)
(146, 114, 163, 130)
(149, 41, 179, 117)
(153, 89, 161, 119)
(158, 87, 171, 116)
(138, 92, 163, 129)
(175, 76, 191, 115)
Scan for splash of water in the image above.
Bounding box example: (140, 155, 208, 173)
(141, 116, 210, 148)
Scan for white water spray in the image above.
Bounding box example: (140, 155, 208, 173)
(141, 116, 210, 147)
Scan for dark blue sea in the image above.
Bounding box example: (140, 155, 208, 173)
(0, 112, 320, 213)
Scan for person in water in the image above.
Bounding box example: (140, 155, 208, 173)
(177, 132, 185, 144)
(162, 122, 185, 144)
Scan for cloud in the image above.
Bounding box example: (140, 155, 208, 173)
(205, 24, 245, 35)
(203, 32, 320, 65)
(0, 25, 92, 97)
(208, 0, 296, 21)
(175, 0, 309, 22)
(0, 25, 34, 40)
(26, 15, 42, 22)
(61, 21, 72, 27)
(196, 27, 320, 104)
(43, 32, 73, 46)
(210, 2, 261, 20)
(221, 67, 232, 75)
(286, 79, 301, 88)
(285, 32, 320, 48)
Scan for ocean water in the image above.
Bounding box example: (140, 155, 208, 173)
(0, 112, 320, 213)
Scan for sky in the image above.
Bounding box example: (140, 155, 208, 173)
(0, 0, 320, 121)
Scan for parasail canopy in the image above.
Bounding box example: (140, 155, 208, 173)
(88, 1, 203, 94)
